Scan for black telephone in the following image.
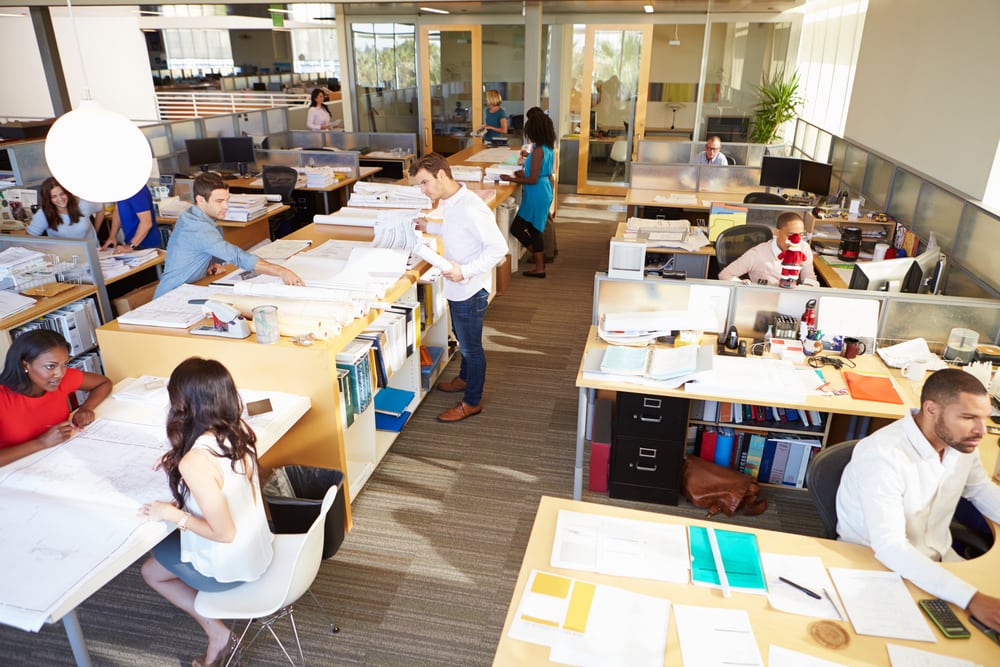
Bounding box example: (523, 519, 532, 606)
(717, 326, 746, 357)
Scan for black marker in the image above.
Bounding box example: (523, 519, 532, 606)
(779, 576, 821, 599)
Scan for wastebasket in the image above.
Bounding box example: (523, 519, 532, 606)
(265, 466, 346, 560)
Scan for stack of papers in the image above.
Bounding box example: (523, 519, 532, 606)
(373, 211, 420, 252)
(222, 195, 268, 221)
(0, 290, 35, 319)
(298, 166, 342, 188)
(314, 207, 380, 227)
(484, 164, 520, 182)
(599, 310, 720, 345)
(828, 568, 936, 642)
(349, 182, 431, 209)
(118, 284, 211, 329)
(450, 165, 483, 182)
(156, 196, 191, 218)
(0, 247, 46, 277)
(251, 239, 312, 261)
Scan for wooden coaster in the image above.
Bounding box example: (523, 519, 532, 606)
(809, 620, 850, 649)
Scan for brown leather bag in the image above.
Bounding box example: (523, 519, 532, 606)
(680, 456, 768, 518)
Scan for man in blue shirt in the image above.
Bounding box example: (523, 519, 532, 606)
(154, 173, 303, 298)
(692, 136, 728, 165)
(104, 185, 162, 252)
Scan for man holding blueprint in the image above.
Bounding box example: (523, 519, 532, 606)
(836, 369, 1000, 630)
(410, 154, 507, 423)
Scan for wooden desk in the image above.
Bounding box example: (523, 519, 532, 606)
(493, 496, 1000, 666)
(158, 205, 290, 251)
(572, 325, 919, 500)
(102, 250, 165, 286)
(0, 283, 96, 332)
(814, 254, 852, 290)
(225, 166, 382, 215)
(613, 222, 715, 278)
(626, 187, 749, 216)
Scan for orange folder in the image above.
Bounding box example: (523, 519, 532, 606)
(843, 371, 904, 404)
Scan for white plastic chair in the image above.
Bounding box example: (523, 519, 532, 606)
(194, 484, 339, 666)
(609, 140, 629, 182)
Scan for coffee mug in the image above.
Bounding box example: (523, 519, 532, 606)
(842, 337, 867, 359)
(901, 358, 928, 381)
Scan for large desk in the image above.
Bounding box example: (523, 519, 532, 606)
(572, 325, 920, 500)
(0, 381, 309, 666)
(494, 495, 1000, 666)
(158, 204, 290, 250)
(225, 165, 382, 215)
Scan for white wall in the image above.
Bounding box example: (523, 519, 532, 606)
(0, 10, 56, 120)
(845, 0, 1000, 201)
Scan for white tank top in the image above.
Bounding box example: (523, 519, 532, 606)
(180, 434, 273, 582)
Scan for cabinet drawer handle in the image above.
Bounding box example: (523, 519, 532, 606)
(638, 447, 657, 458)
(642, 397, 662, 409)
(638, 413, 662, 423)
(636, 463, 658, 472)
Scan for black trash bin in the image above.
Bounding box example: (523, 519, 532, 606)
(266, 466, 346, 560)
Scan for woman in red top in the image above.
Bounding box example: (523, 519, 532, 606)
(0, 330, 112, 466)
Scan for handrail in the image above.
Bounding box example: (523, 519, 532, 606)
(155, 91, 310, 121)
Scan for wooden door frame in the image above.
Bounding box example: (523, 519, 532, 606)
(417, 24, 483, 156)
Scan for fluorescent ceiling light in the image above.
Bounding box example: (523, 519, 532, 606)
(0, 12, 26, 17)
(269, 8, 291, 13)
(644, 4, 654, 13)
(420, 6, 450, 14)
(135, 9, 162, 15)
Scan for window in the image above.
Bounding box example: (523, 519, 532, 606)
(162, 29, 235, 75)
(351, 23, 416, 89)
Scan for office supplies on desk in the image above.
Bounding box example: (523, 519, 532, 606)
(828, 568, 936, 642)
(886, 643, 980, 667)
(761, 553, 843, 619)
(779, 576, 820, 598)
(189, 300, 252, 339)
(673, 604, 764, 667)
(688, 525, 767, 594)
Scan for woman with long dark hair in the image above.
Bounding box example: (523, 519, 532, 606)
(140, 358, 273, 667)
(27, 177, 105, 239)
(306, 87, 332, 131)
(501, 113, 556, 277)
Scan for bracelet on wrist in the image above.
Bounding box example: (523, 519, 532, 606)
(177, 511, 191, 531)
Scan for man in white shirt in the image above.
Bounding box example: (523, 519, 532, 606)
(837, 368, 1000, 631)
(717, 212, 819, 286)
(411, 154, 508, 423)
(692, 136, 728, 165)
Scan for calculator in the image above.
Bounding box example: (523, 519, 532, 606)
(918, 599, 971, 639)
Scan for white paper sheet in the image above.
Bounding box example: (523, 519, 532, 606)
(768, 645, 846, 667)
(673, 604, 764, 667)
(828, 568, 936, 642)
(816, 296, 880, 339)
(686, 356, 806, 403)
(117, 283, 211, 329)
(886, 643, 981, 667)
(252, 239, 313, 260)
(761, 553, 843, 620)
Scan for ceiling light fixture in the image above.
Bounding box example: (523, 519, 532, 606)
(44, 0, 152, 203)
(420, 6, 450, 14)
(644, 4, 654, 13)
(268, 8, 291, 14)
(669, 24, 681, 46)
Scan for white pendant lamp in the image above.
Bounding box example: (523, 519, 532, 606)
(43, 0, 152, 203)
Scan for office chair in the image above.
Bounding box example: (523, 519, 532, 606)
(805, 439, 994, 557)
(261, 165, 300, 239)
(714, 224, 773, 271)
(510, 114, 524, 132)
(194, 484, 340, 666)
(726, 154, 736, 166)
(743, 191, 787, 205)
(609, 140, 629, 182)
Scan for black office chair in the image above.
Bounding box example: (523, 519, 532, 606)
(743, 191, 787, 205)
(805, 439, 993, 557)
(714, 224, 773, 271)
(726, 154, 736, 166)
(261, 165, 300, 239)
(510, 114, 524, 132)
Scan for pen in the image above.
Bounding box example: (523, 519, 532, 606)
(779, 576, 821, 599)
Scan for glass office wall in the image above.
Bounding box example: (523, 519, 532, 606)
(352, 23, 418, 135)
(646, 23, 706, 139)
(483, 25, 526, 140)
(418, 25, 482, 155)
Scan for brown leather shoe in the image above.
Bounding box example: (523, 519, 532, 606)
(437, 401, 482, 422)
(437, 376, 467, 393)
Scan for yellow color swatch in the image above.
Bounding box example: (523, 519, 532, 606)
(563, 582, 596, 633)
(530, 572, 571, 598)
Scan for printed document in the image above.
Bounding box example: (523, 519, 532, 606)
(828, 568, 936, 642)
(673, 604, 764, 667)
(761, 553, 843, 620)
(886, 643, 981, 667)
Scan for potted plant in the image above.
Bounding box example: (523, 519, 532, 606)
(749, 70, 803, 145)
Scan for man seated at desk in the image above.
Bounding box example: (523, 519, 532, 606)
(692, 136, 728, 165)
(718, 211, 819, 287)
(837, 369, 1000, 631)
(154, 173, 304, 298)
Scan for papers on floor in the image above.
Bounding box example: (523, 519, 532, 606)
(761, 553, 843, 620)
(673, 604, 764, 667)
(348, 181, 430, 209)
(0, 290, 35, 319)
(828, 568, 936, 642)
(768, 645, 846, 667)
(252, 239, 312, 261)
(117, 283, 211, 329)
(886, 643, 980, 667)
(550, 510, 690, 583)
(508, 570, 670, 667)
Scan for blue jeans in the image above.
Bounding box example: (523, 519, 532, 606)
(152, 530, 242, 593)
(448, 289, 489, 407)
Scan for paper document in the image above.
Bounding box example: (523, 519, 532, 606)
(673, 604, 764, 667)
(816, 296, 880, 340)
(117, 284, 212, 329)
(828, 568, 936, 642)
(653, 193, 698, 205)
(0, 290, 35, 319)
(414, 244, 452, 271)
(768, 645, 846, 667)
(508, 570, 670, 667)
(886, 643, 980, 667)
(550, 510, 689, 583)
(112, 375, 169, 407)
(687, 355, 806, 404)
(761, 553, 843, 619)
(252, 239, 312, 260)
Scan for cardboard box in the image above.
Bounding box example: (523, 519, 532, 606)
(112, 282, 159, 317)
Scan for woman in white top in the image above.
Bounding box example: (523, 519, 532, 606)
(27, 177, 105, 239)
(140, 358, 273, 667)
(306, 87, 332, 131)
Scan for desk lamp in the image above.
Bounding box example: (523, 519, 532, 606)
(44, 0, 152, 204)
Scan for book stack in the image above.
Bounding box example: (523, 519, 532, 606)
(335, 338, 375, 427)
(694, 425, 822, 489)
(450, 165, 483, 182)
(374, 386, 415, 432)
(300, 167, 337, 188)
(12, 298, 101, 358)
(692, 399, 824, 429)
(222, 195, 268, 221)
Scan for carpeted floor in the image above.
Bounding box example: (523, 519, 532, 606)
(0, 195, 826, 665)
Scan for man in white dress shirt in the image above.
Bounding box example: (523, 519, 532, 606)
(717, 212, 819, 286)
(692, 136, 728, 165)
(837, 368, 1000, 631)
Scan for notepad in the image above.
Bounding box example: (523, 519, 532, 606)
(688, 526, 767, 594)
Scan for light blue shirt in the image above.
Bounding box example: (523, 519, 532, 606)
(694, 150, 728, 165)
(27, 200, 103, 238)
(154, 204, 260, 298)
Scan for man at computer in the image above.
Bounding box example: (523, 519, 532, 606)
(153, 173, 303, 298)
(837, 369, 1000, 631)
(693, 136, 728, 165)
(717, 212, 819, 286)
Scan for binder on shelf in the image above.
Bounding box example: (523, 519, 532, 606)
(374, 387, 415, 418)
(356, 329, 389, 388)
(698, 427, 718, 462)
(375, 410, 411, 432)
(336, 368, 355, 427)
(389, 300, 420, 356)
(768, 440, 792, 485)
(336, 338, 375, 415)
(758, 438, 778, 482)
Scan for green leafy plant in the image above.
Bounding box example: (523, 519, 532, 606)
(749, 70, 803, 144)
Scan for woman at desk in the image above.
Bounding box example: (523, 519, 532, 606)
(140, 358, 272, 667)
(0, 330, 112, 467)
(306, 88, 332, 131)
(502, 113, 555, 278)
(27, 177, 105, 239)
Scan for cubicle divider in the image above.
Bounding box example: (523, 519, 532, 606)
(637, 140, 774, 167)
(254, 148, 360, 177)
(265, 131, 417, 156)
(629, 162, 763, 195)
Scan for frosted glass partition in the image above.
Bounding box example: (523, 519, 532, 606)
(6, 140, 48, 186)
(629, 164, 699, 191)
(815, 134, 833, 163)
(840, 144, 867, 193)
(253, 149, 301, 169)
(266, 108, 288, 133)
(203, 115, 237, 137)
(879, 294, 1000, 348)
(141, 124, 172, 159)
(168, 119, 201, 152)
(912, 183, 965, 253)
(699, 166, 761, 192)
(238, 111, 267, 138)
(957, 207, 1000, 294)
(746, 145, 767, 167)
(592, 274, 734, 327)
(297, 150, 360, 174)
(886, 169, 921, 221)
(637, 141, 692, 163)
(329, 132, 417, 154)
(861, 153, 894, 210)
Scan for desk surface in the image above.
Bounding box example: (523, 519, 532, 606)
(627, 188, 751, 211)
(157, 203, 290, 229)
(613, 222, 716, 257)
(0, 283, 96, 330)
(493, 495, 1000, 666)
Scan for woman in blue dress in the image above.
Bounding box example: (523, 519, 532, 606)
(501, 113, 555, 278)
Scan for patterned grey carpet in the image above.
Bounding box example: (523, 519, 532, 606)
(0, 197, 825, 665)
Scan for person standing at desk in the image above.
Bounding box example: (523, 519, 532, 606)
(718, 211, 819, 286)
(837, 368, 1000, 631)
(27, 177, 106, 239)
(103, 183, 162, 254)
(410, 153, 507, 423)
(0, 330, 112, 467)
(140, 358, 272, 667)
(502, 113, 555, 278)
(306, 87, 332, 131)
(154, 173, 304, 298)
(693, 136, 728, 165)
(479, 89, 508, 144)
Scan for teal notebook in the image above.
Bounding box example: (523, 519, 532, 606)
(687, 526, 767, 595)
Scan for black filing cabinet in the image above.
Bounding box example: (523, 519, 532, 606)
(610, 392, 689, 505)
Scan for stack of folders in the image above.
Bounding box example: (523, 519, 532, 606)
(694, 426, 822, 488)
(11, 298, 100, 357)
(374, 386, 415, 432)
(222, 195, 268, 221)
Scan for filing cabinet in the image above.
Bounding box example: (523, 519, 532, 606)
(609, 392, 689, 505)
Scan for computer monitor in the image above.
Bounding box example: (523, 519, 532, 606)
(759, 156, 801, 191)
(219, 137, 256, 177)
(848, 256, 917, 292)
(909, 246, 946, 294)
(798, 159, 833, 197)
(184, 138, 222, 173)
